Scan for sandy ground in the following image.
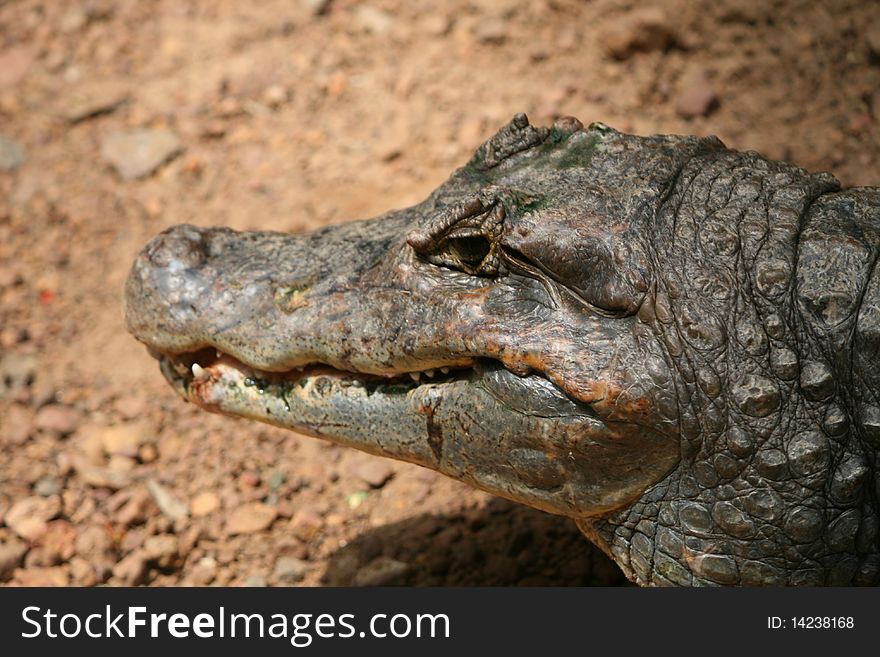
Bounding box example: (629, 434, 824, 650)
(1, 0, 878, 586)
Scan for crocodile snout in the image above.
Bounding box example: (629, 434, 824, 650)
(144, 223, 208, 270)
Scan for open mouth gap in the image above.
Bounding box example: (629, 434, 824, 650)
(160, 348, 476, 392)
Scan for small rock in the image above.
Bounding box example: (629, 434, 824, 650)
(32, 519, 76, 565)
(244, 574, 268, 587)
(354, 6, 393, 35)
(114, 487, 157, 526)
(0, 135, 27, 171)
(474, 18, 507, 45)
(33, 476, 61, 497)
(189, 556, 217, 585)
(113, 550, 149, 585)
(75, 524, 114, 558)
(2, 404, 33, 445)
(301, 0, 331, 17)
(601, 8, 676, 60)
(71, 454, 132, 489)
(54, 87, 127, 123)
(146, 478, 189, 520)
(59, 6, 89, 33)
(143, 535, 179, 569)
(0, 537, 28, 580)
(423, 15, 452, 36)
(238, 470, 261, 489)
(68, 556, 97, 586)
(138, 443, 158, 463)
(0, 352, 36, 399)
(100, 128, 183, 180)
(289, 510, 323, 542)
(115, 394, 146, 420)
(676, 73, 718, 118)
(225, 502, 277, 535)
(867, 24, 880, 63)
(4, 495, 61, 541)
(14, 565, 69, 586)
(108, 454, 136, 472)
(0, 48, 34, 88)
(190, 491, 220, 517)
(99, 422, 152, 457)
(262, 84, 288, 108)
(272, 556, 308, 584)
(354, 557, 409, 586)
(351, 458, 395, 489)
(34, 404, 82, 436)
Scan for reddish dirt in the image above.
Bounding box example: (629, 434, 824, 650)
(1, 0, 878, 586)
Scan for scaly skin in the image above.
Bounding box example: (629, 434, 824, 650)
(125, 115, 880, 586)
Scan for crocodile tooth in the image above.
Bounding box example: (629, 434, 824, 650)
(425, 369, 435, 378)
(191, 363, 208, 379)
(409, 372, 421, 382)
(440, 367, 450, 374)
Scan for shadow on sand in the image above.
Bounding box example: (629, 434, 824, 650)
(321, 497, 629, 586)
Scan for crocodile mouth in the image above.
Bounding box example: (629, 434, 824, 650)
(154, 347, 603, 425)
(158, 348, 476, 400)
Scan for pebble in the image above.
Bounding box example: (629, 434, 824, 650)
(114, 487, 157, 526)
(100, 128, 183, 180)
(289, 510, 323, 542)
(301, 0, 330, 17)
(14, 565, 69, 586)
(113, 550, 148, 585)
(226, 502, 278, 535)
(676, 73, 718, 118)
(0, 48, 34, 88)
(54, 88, 128, 123)
(350, 458, 395, 489)
(601, 8, 676, 60)
(0, 352, 36, 398)
(34, 403, 82, 436)
(353, 6, 394, 35)
(99, 422, 152, 458)
(68, 556, 98, 586)
(272, 556, 308, 584)
(33, 476, 61, 497)
(71, 454, 132, 489)
(3, 403, 33, 445)
(190, 491, 220, 517)
(354, 557, 409, 586)
(143, 535, 179, 569)
(115, 394, 146, 420)
(474, 18, 507, 45)
(4, 495, 61, 541)
(244, 574, 268, 587)
(423, 15, 452, 36)
(33, 519, 76, 564)
(866, 24, 880, 62)
(75, 524, 114, 558)
(189, 556, 217, 585)
(0, 537, 28, 580)
(146, 478, 189, 520)
(0, 135, 27, 171)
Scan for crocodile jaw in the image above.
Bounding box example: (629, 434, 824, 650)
(154, 349, 675, 520)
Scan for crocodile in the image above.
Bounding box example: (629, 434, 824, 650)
(125, 114, 880, 586)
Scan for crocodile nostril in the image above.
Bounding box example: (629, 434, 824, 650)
(147, 225, 208, 270)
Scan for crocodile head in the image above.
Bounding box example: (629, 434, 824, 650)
(125, 114, 880, 586)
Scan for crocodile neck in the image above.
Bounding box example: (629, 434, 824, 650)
(580, 156, 880, 586)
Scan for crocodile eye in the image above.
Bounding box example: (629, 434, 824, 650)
(407, 187, 505, 277)
(424, 231, 499, 277)
(442, 235, 491, 269)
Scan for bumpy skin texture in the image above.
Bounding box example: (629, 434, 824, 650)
(125, 115, 880, 586)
